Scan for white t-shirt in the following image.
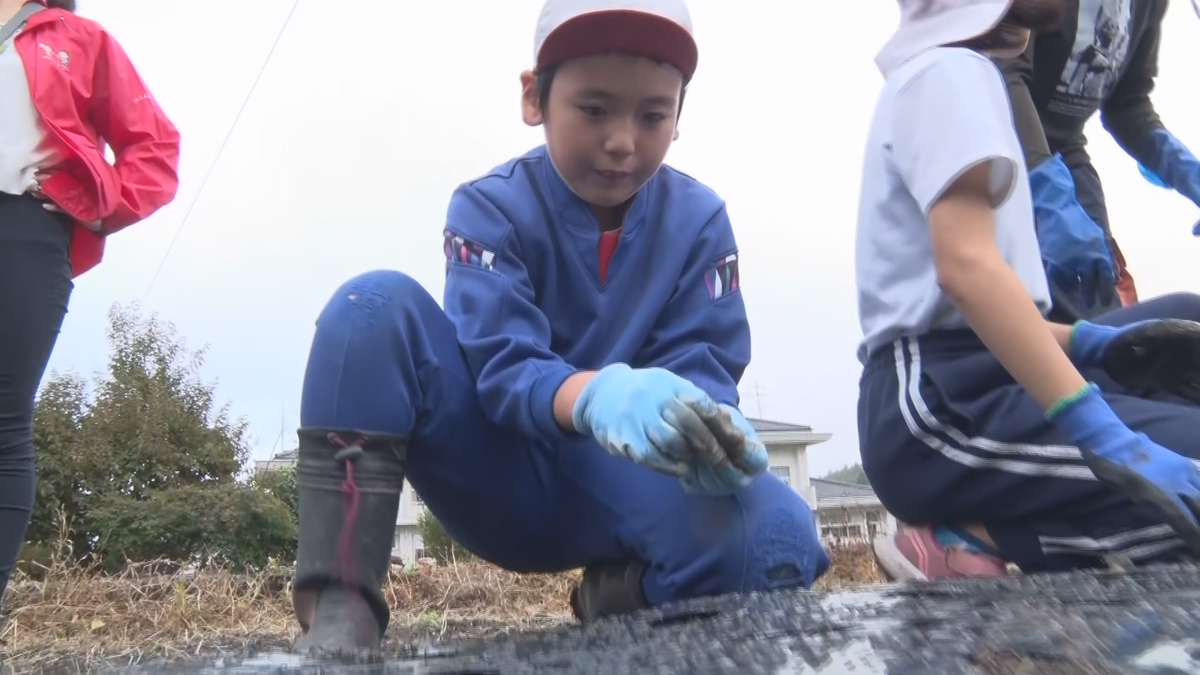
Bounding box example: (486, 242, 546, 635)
(0, 32, 56, 196)
(854, 46, 1051, 365)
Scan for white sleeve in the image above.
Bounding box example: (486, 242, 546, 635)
(890, 51, 1021, 216)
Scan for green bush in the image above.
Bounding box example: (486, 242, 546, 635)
(415, 508, 474, 565)
(251, 466, 298, 525)
(26, 303, 284, 572)
(89, 483, 296, 572)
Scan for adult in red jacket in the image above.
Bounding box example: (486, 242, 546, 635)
(0, 0, 179, 602)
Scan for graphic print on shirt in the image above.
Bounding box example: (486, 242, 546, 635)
(444, 229, 495, 272)
(1054, 0, 1133, 107)
(705, 253, 739, 300)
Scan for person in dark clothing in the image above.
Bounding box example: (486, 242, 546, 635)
(999, 0, 1200, 323)
(0, 0, 179, 607)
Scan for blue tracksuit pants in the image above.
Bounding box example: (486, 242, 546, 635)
(298, 270, 830, 606)
(859, 292, 1200, 572)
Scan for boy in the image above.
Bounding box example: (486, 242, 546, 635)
(999, 0, 1200, 322)
(287, 0, 829, 653)
(858, 0, 1200, 583)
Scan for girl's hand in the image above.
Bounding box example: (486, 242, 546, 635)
(30, 173, 102, 232)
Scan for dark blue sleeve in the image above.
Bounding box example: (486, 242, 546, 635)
(638, 205, 749, 408)
(441, 184, 578, 445)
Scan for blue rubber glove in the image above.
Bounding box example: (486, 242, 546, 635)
(1048, 383, 1200, 556)
(1070, 318, 1200, 405)
(1029, 154, 1116, 307)
(1068, 319, 1159, 366)
(1138, 161, 1170, 189)
(678, 404, 769, 496)
(1136, 129, 1200, 235)
(572, 363, 727, 479)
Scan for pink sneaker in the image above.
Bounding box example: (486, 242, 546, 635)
(873, 525, 1009, 582)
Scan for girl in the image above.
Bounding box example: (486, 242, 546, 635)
(0, 0, 179, 604)
(858, 0, 1200, 582)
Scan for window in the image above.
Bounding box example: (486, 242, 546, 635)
(769, 465, 791, 487)
(410, 489, 423, 506)
(820, 524, 864, 540)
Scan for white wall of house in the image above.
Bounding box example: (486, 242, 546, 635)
(393, 481, 425, 563)
(754, 423, 831, 511)
(765, 443, 817, 509)
(253, 456, 297, 473)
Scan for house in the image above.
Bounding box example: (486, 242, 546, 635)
(252, 448, 297, 473)
(747, 418, 831, 511)
(253, 416, 860, 564)
(811, 478, 896, 542)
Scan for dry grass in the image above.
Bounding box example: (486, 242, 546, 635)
(0, 539, 881, 671)
(815, 538, 888, 590)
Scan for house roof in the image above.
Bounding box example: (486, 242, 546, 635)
(812, 478, 877, 500)
(746, 418, 812, 433)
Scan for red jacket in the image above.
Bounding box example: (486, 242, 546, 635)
(14, 2, 180, 278)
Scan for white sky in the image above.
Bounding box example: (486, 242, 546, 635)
(47, 1, 1200, 478)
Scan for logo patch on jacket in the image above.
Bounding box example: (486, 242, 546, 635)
(444, 229, 495, 271)
(706, 253, 739, 300)
(38, 43, 69, 71)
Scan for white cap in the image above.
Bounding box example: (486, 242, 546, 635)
(875, 0, 1014, 77)
(533, 0, 698, 82)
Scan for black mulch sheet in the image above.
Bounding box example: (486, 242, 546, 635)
(22, 563, 1200, 675)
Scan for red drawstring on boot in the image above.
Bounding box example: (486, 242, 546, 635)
(329, 433, 363, 589)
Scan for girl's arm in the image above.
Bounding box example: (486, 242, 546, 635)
(929, 161, 1088, 411)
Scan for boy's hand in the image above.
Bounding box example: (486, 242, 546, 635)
(1071, 319, 1200, 404)
(698, 403, 769, 478)
(1049, 383, 1200, 555)
(677, 404, 769, 496)
(572, 363, 726, 479)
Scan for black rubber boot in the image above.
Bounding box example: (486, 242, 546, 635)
(570, 560, 650, 623)
(290, 428, 407, 654)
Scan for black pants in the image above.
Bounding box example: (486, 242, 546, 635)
(860, 293, 1200, 573)
(0, 193, 73, 605)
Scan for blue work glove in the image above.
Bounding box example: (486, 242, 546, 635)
(1135, 129, 1200, 235)
(1029, 154, 1116, 307)
(1070, 318, 1200, 404)
(1048, 383, 1200, 556)
(678, 403, 769, 495)
(572, 363, 729, 477)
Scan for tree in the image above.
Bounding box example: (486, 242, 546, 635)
(27, 303, 297, 570)
(251, 466, 298, 526)
(819, 463, 870, 486)
(415, 509, 474, 565)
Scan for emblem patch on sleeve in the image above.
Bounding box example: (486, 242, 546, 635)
(444, 229, 496, 271)
(705, 253, 740, 300)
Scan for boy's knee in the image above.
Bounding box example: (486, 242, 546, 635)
(318, 270, 439, 327)
(739, 481, 830, 592)
(653, 478, 829, 603)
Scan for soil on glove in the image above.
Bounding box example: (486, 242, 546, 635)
(22, 563, 1200, 675)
